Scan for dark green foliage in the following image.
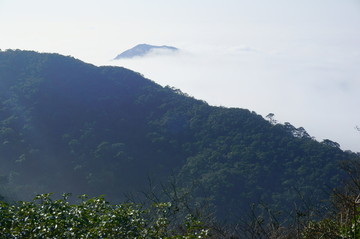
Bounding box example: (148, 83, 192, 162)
(298, 158, 360, 239)
(0, 193, 209, 238)
(0, 49, 358, 222)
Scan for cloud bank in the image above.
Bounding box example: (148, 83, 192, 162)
(110, 44, 360, 152)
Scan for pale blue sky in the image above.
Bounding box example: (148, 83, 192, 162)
(1, 0, 360, 151)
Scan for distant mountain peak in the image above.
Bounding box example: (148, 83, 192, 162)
(114, 44, 178, 59)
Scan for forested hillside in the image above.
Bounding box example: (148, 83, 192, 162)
(0, 50, 358, 221)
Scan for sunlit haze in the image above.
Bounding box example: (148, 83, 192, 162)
(1, 0, 359, 152)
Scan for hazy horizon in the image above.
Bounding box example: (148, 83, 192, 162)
(1, 0, 359, 152)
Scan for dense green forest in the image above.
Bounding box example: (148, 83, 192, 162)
(0, 49, 359, 228)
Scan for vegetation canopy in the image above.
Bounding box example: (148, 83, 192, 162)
(0, 50, 358, 223)
(0, 193, 209, 238)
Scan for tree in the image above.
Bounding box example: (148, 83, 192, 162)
(266, 113, 277, 125)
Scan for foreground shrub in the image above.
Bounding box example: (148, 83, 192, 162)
(0, 193, 209, 238)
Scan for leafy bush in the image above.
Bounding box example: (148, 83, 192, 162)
(0, 193, 209, 238)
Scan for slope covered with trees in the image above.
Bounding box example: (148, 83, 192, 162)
(0, 50, 358, 221)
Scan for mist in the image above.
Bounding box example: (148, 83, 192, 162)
(108, 44, 360, 153)
(1, 0, 359, 152)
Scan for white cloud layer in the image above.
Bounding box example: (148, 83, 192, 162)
(1, 0, 359, 152)
(110, 42, 360, 152)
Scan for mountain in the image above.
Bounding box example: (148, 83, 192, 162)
(114, 44, 178, 59)
(0, 50, 358, 221)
